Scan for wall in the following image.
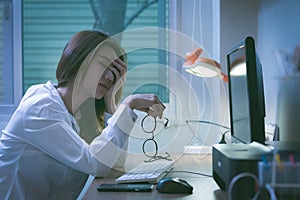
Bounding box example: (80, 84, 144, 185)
(220, 0, 259, 69)
(220, 0, 259, 142)
(258, 0, 300, 140)
(221, 0, 300, 141)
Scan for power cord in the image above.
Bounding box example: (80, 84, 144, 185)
(228, 172, 279, 200)
(227, 172, 259, 200)
(185, 120, 231, 144)
(169, 170, 212, 178)
(264, 183, 277, 200)
(218, 129, 231, 144)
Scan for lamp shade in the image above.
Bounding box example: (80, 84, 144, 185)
(183, 48, 228, 82)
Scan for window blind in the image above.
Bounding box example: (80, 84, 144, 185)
(23, 0, 169, 102)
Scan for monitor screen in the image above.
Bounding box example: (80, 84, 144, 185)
(227, 36, 266, 144)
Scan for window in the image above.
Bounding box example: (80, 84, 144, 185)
(23, 0, 169, 102)
(0, 0, 22, 115)
(0, 0, 22, 130)
(0, 0, 13, 105)
(120, 1, 169, 102)
(2, 0, 225, 145)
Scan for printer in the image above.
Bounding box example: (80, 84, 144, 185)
(212, 141, 300, 199)
(212, 142, 272, 198)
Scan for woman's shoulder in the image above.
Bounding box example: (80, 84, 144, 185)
(21, 81, 68, 117)
(4, 82, 71, 133)
(23, 81, 56, 99)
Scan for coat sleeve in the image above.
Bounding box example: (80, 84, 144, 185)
(20, 96, 137, 177)
(89, 104, 138, 176)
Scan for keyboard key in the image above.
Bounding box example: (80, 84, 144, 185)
(115, 160, 174, 183)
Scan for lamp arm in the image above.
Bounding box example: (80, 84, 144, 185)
(185, 120, 230, 130)
(220, 72, 228, 82)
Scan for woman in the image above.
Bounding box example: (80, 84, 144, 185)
(0, 30, 165, 199)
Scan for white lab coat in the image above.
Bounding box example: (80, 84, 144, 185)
(0, 81, 137, 200)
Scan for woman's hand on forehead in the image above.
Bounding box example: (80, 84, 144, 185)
(107, 58, 127, 81)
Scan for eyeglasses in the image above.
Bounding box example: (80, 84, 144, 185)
(141, 115, 171, 162)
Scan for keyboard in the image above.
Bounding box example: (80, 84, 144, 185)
(115, 160, 174, 184)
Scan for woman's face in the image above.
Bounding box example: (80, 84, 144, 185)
(81, 44, 119, 99)
(96, 66, 115, 99)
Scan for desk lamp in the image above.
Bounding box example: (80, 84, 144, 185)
(183, 48, 230, 148)
(183, 48, 228, 82)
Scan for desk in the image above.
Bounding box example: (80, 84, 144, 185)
(82, 154, 226, 199)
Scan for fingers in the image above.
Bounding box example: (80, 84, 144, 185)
(154, 95, 166, 109)
(112, 58, 127, 75)
(149, 102, 165, 119)
(114, 57, 127, 71)
(123, 94, 166, 118)
(108, 58, 126, 83)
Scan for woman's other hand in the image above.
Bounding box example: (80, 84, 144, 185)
(123, 94, 166, 118)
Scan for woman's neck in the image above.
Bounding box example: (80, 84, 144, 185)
(57, 86, 74, 114)
(57, 87, 88, 115)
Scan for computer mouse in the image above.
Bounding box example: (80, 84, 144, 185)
(156, 177, 193, 194)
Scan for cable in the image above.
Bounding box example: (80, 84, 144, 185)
(186, 120, 231, 144)
(219, 129, 231, 144)
(186, 120, 230, 130)
(265, 183, 278, 200)
(169, 170, 212, 178)
(227, 172, 259, 200)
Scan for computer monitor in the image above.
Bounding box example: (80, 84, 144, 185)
(227, 36, 266, 144)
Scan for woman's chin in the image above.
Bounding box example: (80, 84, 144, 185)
(94, 89, 106, 99)
(95, 94, 104, 100)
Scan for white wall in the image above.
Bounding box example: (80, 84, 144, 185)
(220, 0, 259, 141)
(220, 0, 259, 69)
(258, 0, 300, 140)
(221, 0, 300, 141)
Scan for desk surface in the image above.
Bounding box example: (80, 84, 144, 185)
(82, 154, 226, 200)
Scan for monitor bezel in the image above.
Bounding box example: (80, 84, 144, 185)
(227, 36, 266, 144)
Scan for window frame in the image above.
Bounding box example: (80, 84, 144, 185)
(0, 0, 23, 115)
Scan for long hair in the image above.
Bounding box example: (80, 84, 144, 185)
(56, 30, 127, 143)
